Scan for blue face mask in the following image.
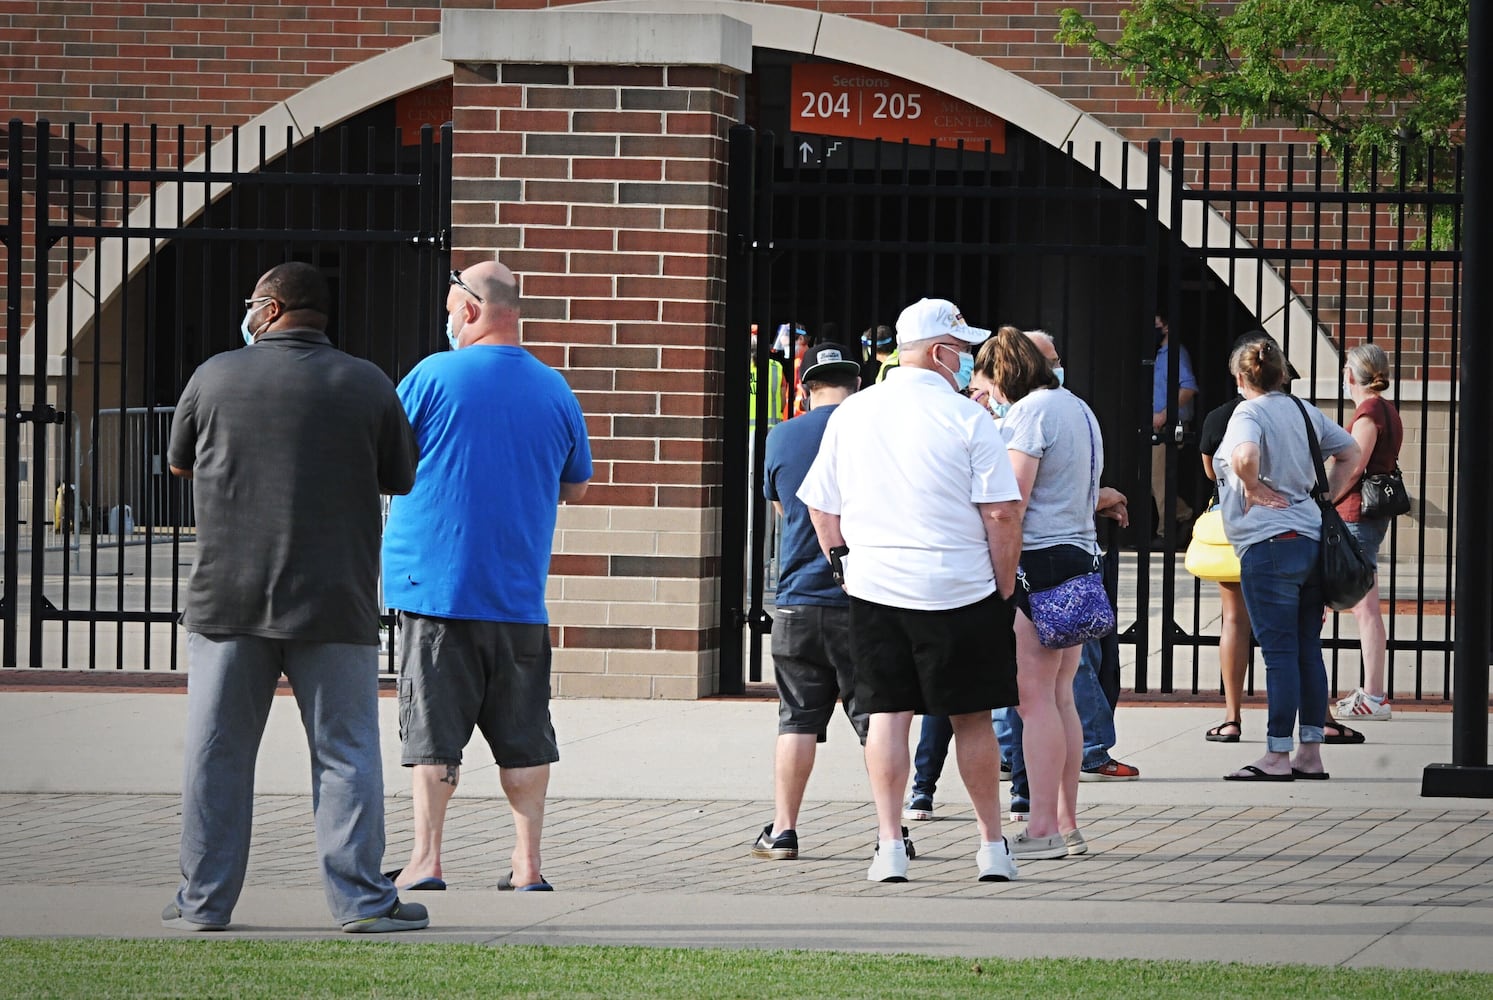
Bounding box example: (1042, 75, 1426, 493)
(991, 400, 1012, 419)
(955, 351, 974, 391)
(445, 315, 460, 351)
(1052, 366, 1065, 388)
(241, 300, 267, 346)
(937, 344, 974, 390)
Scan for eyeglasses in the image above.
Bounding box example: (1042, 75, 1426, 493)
(449, 269, 484, 303)
(243, 296, 273, 310)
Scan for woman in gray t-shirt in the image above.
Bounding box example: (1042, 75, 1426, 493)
(1213, 338, 1359, 783)
(976, 329, 1105, 861)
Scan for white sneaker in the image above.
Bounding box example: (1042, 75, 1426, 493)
(976, 838, 1019, 882)
(867, 840, 909, 882)
(1008, 830, 1069, 860)
(1008, 807, 1028, 824)
(1063, 829, 1089, 857)
(1334, 688, 1391, 720)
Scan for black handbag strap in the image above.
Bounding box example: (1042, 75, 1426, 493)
(1288, 395, 1331, 501)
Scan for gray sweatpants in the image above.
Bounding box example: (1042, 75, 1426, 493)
(173, 632, 396, 926)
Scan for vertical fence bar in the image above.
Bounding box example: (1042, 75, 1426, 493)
(719, 124, 756, 695)
(3, 120, 23, 669)
(745, 131, 776, 683)
(27, 122, 53, 669)
(1132, 139, 1162, 693)
(1423, 0, 1493, 796)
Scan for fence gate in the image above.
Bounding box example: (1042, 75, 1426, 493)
(721, 126, 1461, 703)
(1, 118, 452, 671)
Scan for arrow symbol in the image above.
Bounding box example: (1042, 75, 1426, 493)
(798, 141, 815, 163)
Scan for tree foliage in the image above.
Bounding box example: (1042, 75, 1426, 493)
(1056, 0, 1468, 175)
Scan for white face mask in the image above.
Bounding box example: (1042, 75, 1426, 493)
(445, 314, 462, 351)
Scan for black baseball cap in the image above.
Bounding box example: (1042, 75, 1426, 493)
(799, 342, 861, 382)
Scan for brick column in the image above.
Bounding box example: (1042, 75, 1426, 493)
(442, 10, 750, 698)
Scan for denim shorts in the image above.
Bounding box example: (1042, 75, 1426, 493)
(396, 611, 559, 770)
(771, 603, 868, 744)
(1346, 517, 1390, 570)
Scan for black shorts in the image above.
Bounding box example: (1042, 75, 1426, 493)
(396, 611, 559, 770)
(849, 592, 1018, 716)
(771, 603, 868, 744)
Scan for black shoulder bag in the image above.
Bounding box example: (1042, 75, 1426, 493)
(1360, 464, 1412, 519)
(1290, 397, 1375, 610)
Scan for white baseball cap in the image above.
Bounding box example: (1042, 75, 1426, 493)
(895, 298, 991, 347)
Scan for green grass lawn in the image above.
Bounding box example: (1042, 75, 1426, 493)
(2, 940, 1490, 999)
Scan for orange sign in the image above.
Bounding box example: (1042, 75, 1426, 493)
(790, 62, 1005, 153)
(394, 80, 453, 145)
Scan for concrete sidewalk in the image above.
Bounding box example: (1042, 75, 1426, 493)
(1, 690, 1490, 970)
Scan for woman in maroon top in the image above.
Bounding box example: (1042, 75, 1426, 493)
(1332, 344, 1404, 721)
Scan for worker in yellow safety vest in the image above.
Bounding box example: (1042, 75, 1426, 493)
(748, 324, 787, 431)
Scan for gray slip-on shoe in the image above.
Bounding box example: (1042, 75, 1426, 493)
(161, 902, 227, 932)
(341, 900, 430, 933)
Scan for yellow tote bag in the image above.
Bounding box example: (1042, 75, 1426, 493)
(1184, 507, 1241, 583)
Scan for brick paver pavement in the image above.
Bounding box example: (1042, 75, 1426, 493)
(6, 793, 1491, 907)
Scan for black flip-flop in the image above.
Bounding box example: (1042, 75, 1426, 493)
(1291, 768, 1331, 780)
(498, 871, 553, 892)
(1323, 720, 1366, 745)
(383, 868, 447, 891)
(1206, 719, 1242, 743)
(1223, 764, 1294, 782)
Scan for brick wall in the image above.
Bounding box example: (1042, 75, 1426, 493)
(449, 56, 737, 696)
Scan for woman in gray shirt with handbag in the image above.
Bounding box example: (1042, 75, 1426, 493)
(1214, 338, 1360, 782)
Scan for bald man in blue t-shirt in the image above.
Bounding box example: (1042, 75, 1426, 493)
(382, 259, 592, 894)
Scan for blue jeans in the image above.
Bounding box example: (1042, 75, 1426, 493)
(1238, 535, 1328, 753)
(994, 638, 1114, 810)
(175, 633, 397, 926)
(909, 714, 954, 800)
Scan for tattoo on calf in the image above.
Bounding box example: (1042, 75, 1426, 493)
(441, 764, 458, 787)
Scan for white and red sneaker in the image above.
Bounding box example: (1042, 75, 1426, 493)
(1334, 688, 1392, 721)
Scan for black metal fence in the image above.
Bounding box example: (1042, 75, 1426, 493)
(1, 117, 452, 671)
(721, 128, 1461, 702)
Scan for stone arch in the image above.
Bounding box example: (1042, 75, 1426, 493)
(30, 33, 449, 354)
(35, 2, 1332, 383)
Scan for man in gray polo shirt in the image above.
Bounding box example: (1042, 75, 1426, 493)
(162, 261, 426, 933)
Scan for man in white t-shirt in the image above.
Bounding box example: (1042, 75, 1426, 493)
(798, 297, 1024, 884)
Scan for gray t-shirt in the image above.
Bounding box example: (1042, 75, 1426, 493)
(168, 328, 417, 644)
(1003, 386, 1102, 552)
(1213, 392, 1355, 554)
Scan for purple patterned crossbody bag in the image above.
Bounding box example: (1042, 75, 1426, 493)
(1017, 410, 1116, 650)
